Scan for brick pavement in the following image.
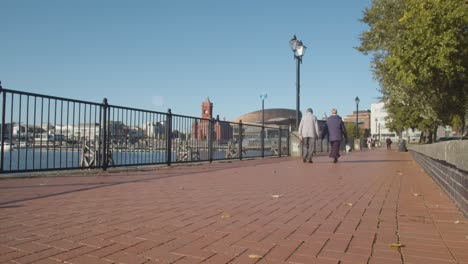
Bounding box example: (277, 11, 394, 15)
(0, 149, 467, 264)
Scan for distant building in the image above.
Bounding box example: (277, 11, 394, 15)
(191, 97, 233, 141)
(343, 109, 371, 137)
(232, 108, 299, 128)
(233, 108, 307, 140)
(371, 102, 422, 142)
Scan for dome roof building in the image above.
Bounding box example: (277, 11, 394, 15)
(233, 108, 300, 128)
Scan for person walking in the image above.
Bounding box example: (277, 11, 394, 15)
(321, 108, 347, 163)
(386, 137, 392, 150)
(298, 108, 320, 163)
(367, 136, 373, 150)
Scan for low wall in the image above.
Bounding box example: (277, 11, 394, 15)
(289, 132, 301, 157)
(289, 132, 348, 157)
(409, 141, 468, 217)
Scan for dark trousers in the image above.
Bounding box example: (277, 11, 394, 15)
(329, 141, 341, 159)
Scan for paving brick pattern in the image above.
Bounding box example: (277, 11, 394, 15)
(0, 149, 467, 263)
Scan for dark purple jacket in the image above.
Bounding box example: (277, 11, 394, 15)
(323, 115, 347, 142)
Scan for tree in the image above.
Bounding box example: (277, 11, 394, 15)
(358, 0, 468, 142)
(344, 122, 365, 140)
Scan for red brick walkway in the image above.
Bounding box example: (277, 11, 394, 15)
(0, 149, 467, 264)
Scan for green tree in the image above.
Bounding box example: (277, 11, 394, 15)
(344, 122, 365, 140)
(358, 0, 468, 142)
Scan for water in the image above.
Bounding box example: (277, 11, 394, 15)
(1, 148, 277, 172)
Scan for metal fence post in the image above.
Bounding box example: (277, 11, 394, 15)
(287, 129, 290, 156)
(278, 128, 281, 157)
(102, 98, 109, 171)
(239, 120, 243, 160)
(261, 126, 265, 158)
(0, 81, 5, 173)
(208, 118, 213, 163)
(166, 109, 172, 166)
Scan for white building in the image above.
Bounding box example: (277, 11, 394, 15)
(370, 103, 421, 142)
(142, 122, 165, 138)
(75, 123, 101, 141)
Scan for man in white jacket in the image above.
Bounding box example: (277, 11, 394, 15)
(298, 108, 320, 163)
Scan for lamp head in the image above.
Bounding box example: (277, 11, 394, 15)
(296, 40, 306, 57)
(289, 35, 298, 51)
(289, 35, 306, 58)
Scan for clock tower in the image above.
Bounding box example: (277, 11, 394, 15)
(192, 97, 233, 141)
(201, 97, 213, 119)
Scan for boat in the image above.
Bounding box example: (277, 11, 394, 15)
(2, 142, 13, 151)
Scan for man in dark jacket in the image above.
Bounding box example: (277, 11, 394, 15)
(322, 108, 347, 163)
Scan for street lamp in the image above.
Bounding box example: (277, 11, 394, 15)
(355, 96, 360, 139)
(289, 35, 306, 130)
(260, 93, 267, 158)
(375, 118, 378, 140)
(260, 93, 268, 128)
(378, 124, 381, 141)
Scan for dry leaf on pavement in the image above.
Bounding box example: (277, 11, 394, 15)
(248, 254, 263, 259)
(390, 243, 405, 248)
(221, 213, 232, 219)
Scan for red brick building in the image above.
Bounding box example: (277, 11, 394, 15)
(192, 97, 232, 141)
(343, 109, 371, 137)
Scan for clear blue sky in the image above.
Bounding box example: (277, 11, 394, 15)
(1, 0, 379, 121)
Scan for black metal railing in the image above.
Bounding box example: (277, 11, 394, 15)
(0, 85, 290, 173)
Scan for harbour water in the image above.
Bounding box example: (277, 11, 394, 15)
(1, 148, 272, 172)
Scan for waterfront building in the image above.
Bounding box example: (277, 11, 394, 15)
(75, 123, 101, 141)
(191, 97, 233, 141)
(1, 123, 45, 140)
(233, 108, 303, 140)
(343, 109, 372, 137)
(370, 102, 424, 142)
(142, 122, 165, 139)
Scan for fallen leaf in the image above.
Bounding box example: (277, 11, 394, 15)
(248, 254, 263, 259)
(221, 213, 231, 219)
(454, 220, 460, 224)
(390, 243, 405, 248)
(271, 194, 283, 198)
(397, 172, 404, 175)
(413, 193, 420, 196)
(344, 203, 353, 207)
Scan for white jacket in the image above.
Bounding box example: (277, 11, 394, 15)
(298, 112, 320, 138)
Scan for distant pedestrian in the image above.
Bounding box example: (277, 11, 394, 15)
(386, 137, 392, 150)
(367, 136, 373, 150)
(321, 108, 347, 163)
(298, 108, 320, 163)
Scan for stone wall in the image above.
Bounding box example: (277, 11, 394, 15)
(289, 132, 347, 157)
(409, 141, 468, 217)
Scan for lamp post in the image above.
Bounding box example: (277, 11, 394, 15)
(289, 35, 306, 130)
(375, 118, 378, 140)
(378, 124, 381, 141)
(260, 93, 267, 158)
(355, 96, 360, 140)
